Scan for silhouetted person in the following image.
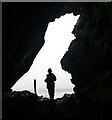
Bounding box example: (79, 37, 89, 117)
(45, 68, 56, 100)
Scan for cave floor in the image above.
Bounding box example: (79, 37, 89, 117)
(3, 91, 111, 120)
(2, 92, 82, 120)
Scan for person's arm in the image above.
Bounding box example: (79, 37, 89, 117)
(53, 74, 56, 81)
(45, 79, 47, 82)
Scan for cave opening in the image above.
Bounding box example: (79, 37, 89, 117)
(12, 13, 80, 99)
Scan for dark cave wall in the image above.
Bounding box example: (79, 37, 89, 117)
(61, 2, 112, 102)
(3, 2, 65, 93)
(3, 2, 112, 119)
(3, 2, 112, 105)
(3, 2, 85, 93)
(61, 3, 112, 118)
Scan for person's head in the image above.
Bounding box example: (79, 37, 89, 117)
(48, 68, 52, 73)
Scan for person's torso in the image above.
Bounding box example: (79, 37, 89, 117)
(47, 73, 55, 83)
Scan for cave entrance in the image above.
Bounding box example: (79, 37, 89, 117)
(12, 13, 80, 99)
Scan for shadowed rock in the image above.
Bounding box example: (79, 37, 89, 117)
(3, 2, 112, 120)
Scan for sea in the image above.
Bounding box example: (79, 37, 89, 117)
(37, 88, 74, 99)
(12, 88, 74, 99)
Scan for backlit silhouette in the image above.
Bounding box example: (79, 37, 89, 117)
(45, 68, 56, 100)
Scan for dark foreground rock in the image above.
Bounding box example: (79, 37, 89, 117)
(3, 90, 78, 119)
(2, 90, 112, 120)
(2, 2, 112, 120)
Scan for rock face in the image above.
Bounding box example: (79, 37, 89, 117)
(3, 3, 64, 93)
(61, 2, 112, 96)
(3, 2, 112, 119)
(61, 2, 112, 118)
(3, 2, 84, 93)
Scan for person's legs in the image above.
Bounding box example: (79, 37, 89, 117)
(48, 87, 54, 100)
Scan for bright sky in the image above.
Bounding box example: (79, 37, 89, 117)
(12, 13, 80, 98)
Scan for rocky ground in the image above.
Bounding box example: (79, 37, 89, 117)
(2, 90, 112, 120)
(3, 90, 79, 119)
